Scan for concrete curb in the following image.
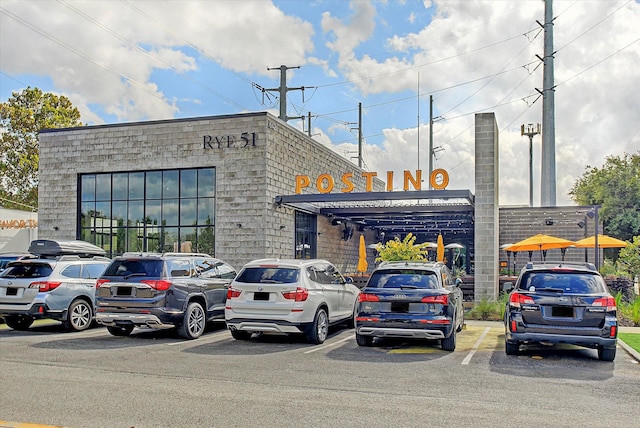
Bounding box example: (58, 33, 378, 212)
(618, 338, 640, 362)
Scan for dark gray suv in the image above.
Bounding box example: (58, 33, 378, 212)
(504, 261, 618, 361)
(95, 253, 236, 339)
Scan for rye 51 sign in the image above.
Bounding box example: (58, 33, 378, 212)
(295, 169, 450, 194)
(203, 132, 257, 149)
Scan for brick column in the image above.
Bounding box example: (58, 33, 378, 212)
(474, 113, 499, 302)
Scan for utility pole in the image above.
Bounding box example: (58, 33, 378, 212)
(521, 123, 541, 207)
(357, 102, 363, 168)
(428, 95, 434, 190)
(264, 65, 304, 122)
(537, 0, 557, 206)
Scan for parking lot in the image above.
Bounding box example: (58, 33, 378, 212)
(1, 320, 638, 428)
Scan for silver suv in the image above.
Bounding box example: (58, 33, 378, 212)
(0, 240, 110, 331)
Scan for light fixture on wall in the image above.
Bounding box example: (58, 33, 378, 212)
(331, 219, 342, 226)
(53, 226, 59, 231)
(280, 225, 286, 230)
(237, 223, 242, 228)
(545, 219, 554, 226)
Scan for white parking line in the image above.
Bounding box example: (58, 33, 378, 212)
(461, 326, 491, 365)
(303, 334, 353, 354)
(166, 329, 232, 346)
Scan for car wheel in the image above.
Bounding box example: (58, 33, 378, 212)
(441, 329, 456, 351)
(306, 308, 328, 344)
(355, 332, 373, 347)
(4, 315, 34, 331)
(63, 299, 93, 332)
(505, 341, 520, 355)
(597, 346, 616, 361)
(456, 310, 465, 332)
(177, 302, 206, 339)
(107, 325, 134, 336)
(230, 329, 251, 340)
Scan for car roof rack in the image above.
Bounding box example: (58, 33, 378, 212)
(162, 252, 212, 258)
(524, 261, 598, 272)
(28, 239, 106, 258)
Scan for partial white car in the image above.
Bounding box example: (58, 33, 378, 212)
(225, 258, 360, 344)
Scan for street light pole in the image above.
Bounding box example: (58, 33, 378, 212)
(521, 123, 541, 207)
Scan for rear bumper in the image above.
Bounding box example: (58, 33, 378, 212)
(505, 331, 617, 348)
(0, 303, 65, 320)
(356, 325, 447, 339)
(96, 311, 181, 330)
(226, 318, 307, 334)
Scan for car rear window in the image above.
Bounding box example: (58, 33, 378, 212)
(368, 270, 439, 289)
(0, 263, 53, 279)
(103, 259, 165, 278)
(519, 271, 605, 294)
(235, 267, 299, 284)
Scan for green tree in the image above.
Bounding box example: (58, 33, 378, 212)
(569, 152, 640, 242)
(0, 87, 82, 210)
(618, 235, 640, 280)
(375, 233, 430, 262)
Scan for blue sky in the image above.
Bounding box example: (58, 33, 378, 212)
(1, 0, 638, 206)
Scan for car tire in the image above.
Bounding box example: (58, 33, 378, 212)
(230, 329, 251, 340)
(63, 299, 93, 332)
(4, 314, 34, 331)
(306, 308, 328, 344)
(597, 346, 616, 362)
(355, 332, 373, 347)
(177, 302, 206, 340)
(107, 325, 134, 336)
(456, 310, 465, 333)
(441, 329, 456, 351)
(505, 341, 520, 355)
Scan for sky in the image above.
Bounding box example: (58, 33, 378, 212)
(1, 0, 638, 207)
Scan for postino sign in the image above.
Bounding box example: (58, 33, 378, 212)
(295, 169, 449, 194)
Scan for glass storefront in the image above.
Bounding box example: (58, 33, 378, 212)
(295, 211, 316, 259)
(79, 168, 215, 257)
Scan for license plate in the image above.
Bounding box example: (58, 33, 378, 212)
(116, 287, 133, 297)
(7, 287, 18, 296)
(391, 301, 409, 313)
(551, 306, 574, 317)
(254, 292, 269, 301)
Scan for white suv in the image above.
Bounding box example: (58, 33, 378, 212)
(225, 259, 360, 344)
(0, 240, 110, 332)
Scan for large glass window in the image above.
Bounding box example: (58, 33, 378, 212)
(295, 211, 317, 259)
(78, 168, 216, 257)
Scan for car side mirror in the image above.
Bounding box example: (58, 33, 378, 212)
(502, 282, 514, 293)
(344, 276, 354, 284)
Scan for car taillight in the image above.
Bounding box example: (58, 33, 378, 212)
(358, 293, 380, 302)
(593, 296, 616, 312)
(509, 292, 534, 309)
(96, 279, 110, 289)
(29, 281, 62, 292)
(422, 295, 448, 304)
(281, 287, 309, 301)
(141, 279, 172, 291)
(227, 288, 242, 299)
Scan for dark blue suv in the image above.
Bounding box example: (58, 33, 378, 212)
(95, 253, 236, 339)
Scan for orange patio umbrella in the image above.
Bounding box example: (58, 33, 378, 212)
(574, 234, 628, 248)
(436, 234, 445, 262)
(357, 234, 368, 274)
(505, 234, 575, 252)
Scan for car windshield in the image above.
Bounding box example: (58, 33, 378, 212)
(368, 270, 439, 289)
(519, 271, 604, 294)
(235, 267, 299, 284)
(103, 259, 165, 278)
(0, 263, 53, 279)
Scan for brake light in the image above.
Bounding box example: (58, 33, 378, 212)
(29, 281, 62, 292)
(358, 293, 380, 302)
(422, 295, 448, 304)
(356, 316, 380, 322)
(141, 279, 172, 291)
(96, 279, 110, 289)
(509, 292, 534, 308)
(227, 288, 242, 299)
(593, 296, 616, 312)
(282, 287, 309, 302)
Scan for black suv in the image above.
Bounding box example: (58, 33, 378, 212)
(95, 253, 236, 339)
(504, 261, 618, 361)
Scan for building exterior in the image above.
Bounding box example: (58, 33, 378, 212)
(38, 112, 383, 272)
(0, 207, 38, 253)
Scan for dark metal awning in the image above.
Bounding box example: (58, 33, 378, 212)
(275, 190, 475, 245)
